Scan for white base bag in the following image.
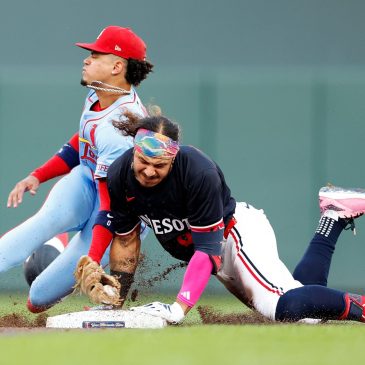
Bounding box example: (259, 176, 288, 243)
(46, 309, 167, 329)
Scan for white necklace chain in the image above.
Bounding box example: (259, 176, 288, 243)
(87, 81, 131, 94)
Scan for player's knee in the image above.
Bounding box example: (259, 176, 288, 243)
(26, 297, 52, 313)
(28, 282, 47, 308)
(275, 288, 304, 322)
(23, 236, 67, 286)
(28, 280, 62, 311)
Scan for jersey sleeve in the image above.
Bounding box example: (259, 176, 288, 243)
(186, 168, 225, 255)
(56, 132, 80, 169)
(107, 157, 141, 235)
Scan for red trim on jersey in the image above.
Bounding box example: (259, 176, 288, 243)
(68, 132, 79, 152)
(31, 155, 71, 183)
(229, 228, 283, 296)
(190, 219, 224, 233)
(91, 101, 108, 112)
(89, 124, 97, 147)
(224, 217, 237, 239)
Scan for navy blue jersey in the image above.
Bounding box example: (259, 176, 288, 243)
(107, 145, 236, 262)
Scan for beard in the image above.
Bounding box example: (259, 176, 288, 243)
(80, 78, 87, 86)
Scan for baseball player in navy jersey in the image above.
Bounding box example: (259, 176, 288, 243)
(75, 113, 365, 324)
(0, 26, 153, 312)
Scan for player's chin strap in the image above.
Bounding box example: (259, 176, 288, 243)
(87, 81, 131, 94)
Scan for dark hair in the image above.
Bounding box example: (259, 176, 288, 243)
(113, 111, 181, 142)
(125, 59, 154, 86)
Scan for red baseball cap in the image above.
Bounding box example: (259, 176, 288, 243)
(76, 26, 146, 61)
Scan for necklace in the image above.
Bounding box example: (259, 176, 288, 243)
(87, 80, 131, 94)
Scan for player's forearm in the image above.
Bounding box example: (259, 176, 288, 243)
(176, 250, 213, 309)
(109, 231, 141, 273)
(109, 231, 141, 303)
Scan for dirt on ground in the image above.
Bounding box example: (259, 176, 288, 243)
(0, 313, 48, 328)
(197, 305, 275, 325)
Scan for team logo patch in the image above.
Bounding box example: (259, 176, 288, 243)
(180, 291, 191, 300)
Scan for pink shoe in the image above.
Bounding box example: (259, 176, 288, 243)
(319, 186, 365, 218)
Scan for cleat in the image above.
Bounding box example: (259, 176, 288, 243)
(343, 218, 357, 235)
(339, 293, 365, 322)
(319, 185, 365, 219)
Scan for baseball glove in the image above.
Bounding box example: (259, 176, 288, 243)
(74, 255, 121, 306)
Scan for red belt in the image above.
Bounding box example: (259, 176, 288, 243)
(224, 216, 237, 239)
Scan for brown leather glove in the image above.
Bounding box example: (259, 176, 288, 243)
(74, 256, 121, 306)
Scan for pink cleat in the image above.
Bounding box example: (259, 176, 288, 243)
(319, 185, 365, 219)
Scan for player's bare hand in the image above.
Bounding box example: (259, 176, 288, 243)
(7, 175, 40, 208)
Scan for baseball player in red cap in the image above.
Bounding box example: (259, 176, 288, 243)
(0, 25, 153, 312)
(76, 26, 147, 62)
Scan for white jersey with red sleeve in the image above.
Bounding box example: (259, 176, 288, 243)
(79, 88, 147, 179)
